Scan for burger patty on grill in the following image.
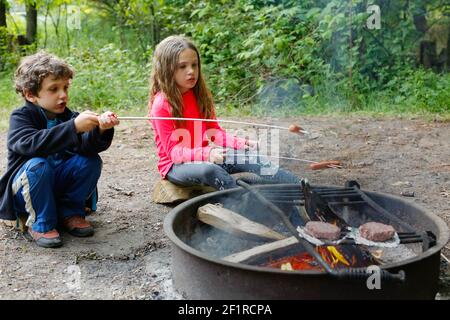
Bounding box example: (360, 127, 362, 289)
(305, 221, 341, 240)
(359, 222, 396, 242)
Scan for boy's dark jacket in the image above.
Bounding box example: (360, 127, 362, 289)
(0, 101, 114, 221)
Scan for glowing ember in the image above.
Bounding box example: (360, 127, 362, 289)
(264, 251, 320, 271)
(263, 245, 376, 271)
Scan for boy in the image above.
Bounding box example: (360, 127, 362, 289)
(0, 51, 119, 248)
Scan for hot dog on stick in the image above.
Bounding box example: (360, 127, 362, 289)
(117, 116, 309, 135)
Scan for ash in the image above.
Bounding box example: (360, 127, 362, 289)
(368, 244, 419, 264)
(188, 225, 266, 258)
(143, 247, 184, 300)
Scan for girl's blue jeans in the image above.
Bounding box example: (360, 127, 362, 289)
(166, 149, 300, 190)
(12, 155, 102, 233)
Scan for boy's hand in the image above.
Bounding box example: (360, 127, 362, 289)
(98, 111, 120, 133)
(209, 147, 227, 164)
(74, 111, 100, 133)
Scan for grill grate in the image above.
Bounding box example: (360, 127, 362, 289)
(254, 180, 436, 249)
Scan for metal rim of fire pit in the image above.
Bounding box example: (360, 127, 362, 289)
(164, 184, 450, 276)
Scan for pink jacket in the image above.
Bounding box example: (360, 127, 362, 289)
(149, 90, 247, 178)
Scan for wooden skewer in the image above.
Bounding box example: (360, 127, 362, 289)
(117, 116, 310, 135)
(117, 116, 338, 168)
(442, 253, 450, 264)
(233, 154, 342, 169)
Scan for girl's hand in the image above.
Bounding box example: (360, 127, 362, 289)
(98, 111, 120, 132)
(245, 139, 258, 151)
(209, 147, 227, 164)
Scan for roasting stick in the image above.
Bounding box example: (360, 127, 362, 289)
(442, 253, 450, 264)
(116, 116, 339, 168)
(118, 117, 338, 169)
(233, 154, 342, 170)
(117, 116, 310, 135)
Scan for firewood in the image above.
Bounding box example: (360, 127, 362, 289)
(152, 180, 215, 204)
(222, 236, 298, 263)
(0, 215, 27, 232)
(197, 203, 286, 241)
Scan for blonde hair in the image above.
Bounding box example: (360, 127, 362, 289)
(149, 35, 214, 126)
(15, 51, 73, 97)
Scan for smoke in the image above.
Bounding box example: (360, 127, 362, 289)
(186, 189, 299, 261)
(184, 184, 421, 269)
(255, 78, 315, 114)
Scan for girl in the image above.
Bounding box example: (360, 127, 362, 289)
(148, 35, 300, 190)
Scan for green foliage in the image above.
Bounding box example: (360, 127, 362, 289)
(0, 27, 12, 70)
(65, 44, 150, 114)
(0, 70, 21, 127)
(0, 0, 449, 130)
(377, 68, 450, 113)
(172, 0, 449, 114)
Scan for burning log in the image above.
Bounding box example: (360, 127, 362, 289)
(263, 246, 355, 271)
(235, 179, 405, 281)
(222, 236, 298, 263)
(197, 203, 286, 241)
(222, 236, 371, 271)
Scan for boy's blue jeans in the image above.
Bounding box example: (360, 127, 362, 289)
(12, 155, 102, 233)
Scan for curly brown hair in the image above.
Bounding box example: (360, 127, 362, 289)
(15, 51, 74, 97)
(149, 35, 214, 126)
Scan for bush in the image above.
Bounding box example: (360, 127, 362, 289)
(0, 70, 21, 128)
(0, 27, 20, 71)
(0, 0, 449, 123)
(65, 44, 150, 114)
(378, 68, 450, 114)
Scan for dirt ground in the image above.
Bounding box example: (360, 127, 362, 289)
(0, 115, 449, 300)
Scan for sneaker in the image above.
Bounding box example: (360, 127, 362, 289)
(84, 207, 95, 215)
(63, 216, 94, 237)
(28, 228, 62, 248)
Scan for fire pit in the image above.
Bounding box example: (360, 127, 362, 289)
(163, 181, 449, 299)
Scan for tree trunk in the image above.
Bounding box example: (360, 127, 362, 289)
(0, 0, 7, 28)
(411, 0, 428, 34)
(447, 30, 450, 72)
(64, 3, 70, 54)
(43, 4, 49, 47)
(26, 2, 37, 44)
(149, 3, 159, 49)
(413, 14, 427, 34)
(420, 40, 437, 70)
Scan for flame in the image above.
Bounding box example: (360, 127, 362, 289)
(325, 246, 350, 267)
(265, 252, 318, 270)
(281, 262, 293, 271)
(263, 246, 357, 271)
(315, 246, 350, 268)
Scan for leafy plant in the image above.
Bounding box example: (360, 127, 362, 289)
(65, 43, 150, 114)
(0, 0, 449, 129)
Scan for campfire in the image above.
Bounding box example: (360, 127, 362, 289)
(197, 179, 430, 280)
(164, 180, 449, 299)
(263, 245, 373, 271)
